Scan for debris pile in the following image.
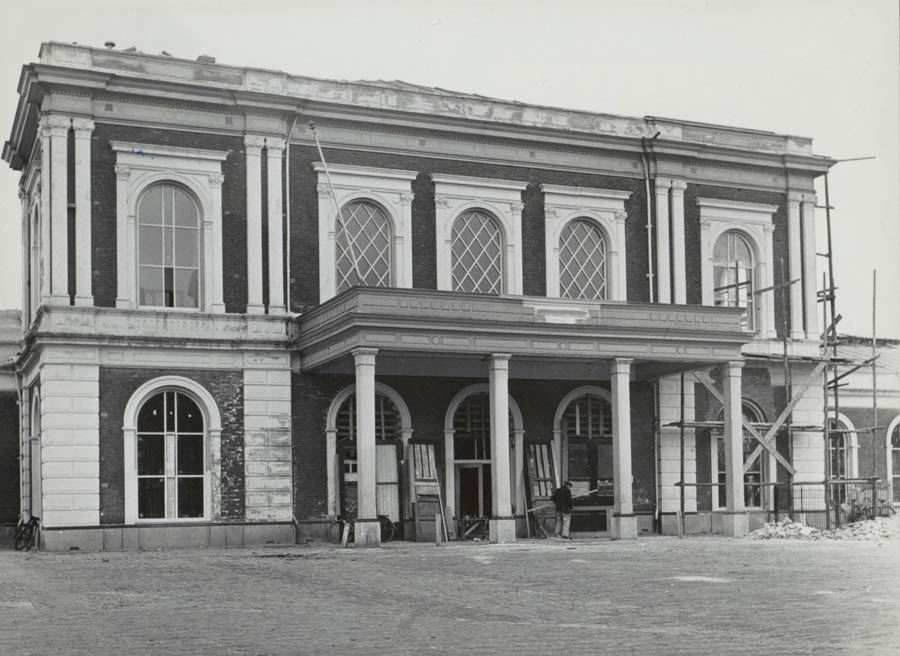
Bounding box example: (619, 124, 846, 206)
(748, 515, 900, 541)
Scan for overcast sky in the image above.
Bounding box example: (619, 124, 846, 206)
(1, 0, 897, 337)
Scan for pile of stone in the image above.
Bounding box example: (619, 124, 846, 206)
(748, 515, 900, 541)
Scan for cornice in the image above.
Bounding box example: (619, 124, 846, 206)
(695, 197, 779, 215)
(110, 140, 229, 161)
(430, 173, 528, 192)
(311, 161, 419, 181)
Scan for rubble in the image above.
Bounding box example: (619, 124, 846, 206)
(747, 515, 900, 541)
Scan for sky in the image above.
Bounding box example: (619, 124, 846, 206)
(1, 0, 897, 337)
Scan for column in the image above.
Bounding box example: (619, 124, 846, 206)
(47, 115, 70, 305)
(265, 138, 286, 314)
(670, 180, 687, 304)
(40, 125, 51, 304)
(787, 192, 804, 340)
(722, 361, 749, 537)
(762, 224, 777, 339)
(443, 428, 455, 524)
(353, 348, 380, 546)
(657, 374, 697, 534)
(700, 219, 713, 305)
(801, 194, 818, 340)
(72, 118, 94, 306)
(19, 187, 29, 326)
(245, 135, 265, 314)
(611, 358, 637, 539)
(114, 165, 132, 308)
(654, 178, 671, 304)
(613, 211, 628, 301)
(208, 173, 226, 313)
(508, 202, 524, 295)
(489, 353, 515, 543)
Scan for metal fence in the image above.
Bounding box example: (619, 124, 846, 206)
(766, 480, 894, 530)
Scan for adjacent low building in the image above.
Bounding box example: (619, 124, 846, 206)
(5, 41, 884, 551)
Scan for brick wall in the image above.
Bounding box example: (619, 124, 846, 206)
(90, 124, 247, 311)
(0, 392, 19, 524)
(98, 367, 245, 523)
(838, 406, 899, 480)
(291, 373, 657, 519)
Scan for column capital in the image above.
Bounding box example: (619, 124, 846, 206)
(352, 347, 379, 366)
(434, 194, 451, 209)
(114, 164, 131, 180)
(208, 172, 225, 187)
(787, 190, 805, 204)
(612, 358, 633, 374)
(71, 117, 95, 135)
(399, 192, 414, 204)
(488, 353, 512, 369)
(654, 177, 672, 192)
(265, 137, 286, 153)
(670, 179, 688, 193)
(244, 134, 267, 151)
(801, 192, 817, 205)
(509, 201, 524, 213)
(316, 183, 332, 199)
(40, 114, 70, 137)
(17, 186, 26, 201)
(723, 360, 745, 373)
(614, 210, 627, 223)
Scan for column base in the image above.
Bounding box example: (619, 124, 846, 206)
(210, 303, 226, 314)
(267, 305, 286, 315)
(353, 518, 381, 547)
(246, 304, 266, 315)
(74, 295, 94, 307)
(610, 514, 638, 540)
(47, 293, 70, 306)
(720, 512, 749, 537)
(490, 517, 516, 544)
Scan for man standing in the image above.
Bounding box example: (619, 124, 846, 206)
(551, 481, 574, 540)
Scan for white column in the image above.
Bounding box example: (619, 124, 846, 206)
(508, 202, 524, 295)
(762, 224, 777, 339)
(245, 135, 265, 314)
(489, 354, 515, 543)
(700, 219, 713, 305)
(399, 192, 415, 288)
(670, 180, 687, 304)
(114, 165, 132, 308)
(611, 358, 637, 539)
(443, 428, 455, 523)
(514, 429, 525, 519)
(801, 194, 818, 340)
(787, 192, 805, 340)
(19, 187, 29, 326)
(266, 138, 286, 314)
(614, 211, 628, 301)
(353, 347, 380, 546)
(208, 173, 225, 313)
(326, 429, 338, 517)
(722, 361, 749, 537)
(72, 118, 94, 307)
(654, 178, 671, 304)
(47, 115, 70, 305)
(40, 128, 52, 304)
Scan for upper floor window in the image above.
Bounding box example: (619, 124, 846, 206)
(335, 200, 393, 293)
(713, 230, 755, 330)
(138, 185, 201, 309)
(559, 219, 608, 300)
(451, 209, 503, 294)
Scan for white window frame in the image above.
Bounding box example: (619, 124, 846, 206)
(123, 376, 222, 524)
(698, 198, 777, 339)
(313, 163, 417, 303)
(541, 185, 631, 301)
(886, 415, 900, 505)
(828, 412, 859, 480)
(433, 174, 527, 295)
(112, 141, 227, 313)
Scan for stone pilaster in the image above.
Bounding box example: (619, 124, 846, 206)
(353, 348, 380, 546)
(265, 138, 286, 314)
(654, 178, 672, 304)
(722, 361, 749, 537)
(245, 135, 265, 314)
(670, 180, 687, 304)
(72, 118, 94, 306)
(611, 358, 637, 539)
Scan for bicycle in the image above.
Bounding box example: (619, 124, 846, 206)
(327, 514, 395, 545)
(14, 514, 40, 551)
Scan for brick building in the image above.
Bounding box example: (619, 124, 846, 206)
(3, 42, 873, 551)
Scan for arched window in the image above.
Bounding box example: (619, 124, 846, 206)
(451, 210, 503, 294)
(714, 403, 765, 509)
(713, 231, 755, 330)
(828, 418, 850, 479)
(335, 200, 392, 293)
(136, 390, 205, 519)
(561, 393, 614, 507)
(452, 392, 515, 461)
(558, 219, 608, 300)
(137, 184, 200, 309)
(891, 421, 900, 504)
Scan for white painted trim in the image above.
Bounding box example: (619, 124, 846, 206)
(113, 142, 227, 312)
(313, 163, 417, 303)
(827, 412, 859, 479)
(552, 385, 614, 487)
(122, 375, 223, 525)
(886, 415, 900, 505)
(433, 175, 527, 295)
(787, 192, 804, 340)
(541, 185, 631, 301)
(443, 382, 524, 433)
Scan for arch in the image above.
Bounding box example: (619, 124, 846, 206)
(828, 411, 859, 479)
(443, 383, 523, 434)
(886, 415, 900, 504)
(552, 386, 612, 431)
(335, 192, 401, 233)
(325, 381, 412, 433)
(127, 171, 212, 221)
(711, 399, 768, 509)
(123, 376, 222, 524)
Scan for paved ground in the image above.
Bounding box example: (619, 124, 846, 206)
(1, 536, 898, 656)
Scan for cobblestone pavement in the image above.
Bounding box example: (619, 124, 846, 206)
(1, 536, 898, 656)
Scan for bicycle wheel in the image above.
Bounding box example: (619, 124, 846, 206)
(327, 520, 343, 543)
(379, 516, 394, 542)
(14, 529, 27, 551)
(24, 527, 36, 551)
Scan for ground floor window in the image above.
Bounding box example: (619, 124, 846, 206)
(136, 390, 205, 519)
(713, 402, 765, 509)
(891, 422, 900, 504)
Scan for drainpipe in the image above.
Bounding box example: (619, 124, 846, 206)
(639, 132, 660, 303)
(283, 109, 301, 314)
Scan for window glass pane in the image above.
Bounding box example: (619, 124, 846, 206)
(138, 478, 165, 518)
(137, 435, 165, 476)
(165, 391, 176, 432)
(335, 200, 392, 293)
(177, 435, 204, 475)
(177, 478, 204, 518)
(177, 394, 203, 433)
(139, 187, 163, 225)
(164, 267, 174, 307)
(451, 210, 502, 294)
(139, 267, 164, 306)
(174, 229, 198, 267)
(138, 393, 165, 432)
(139, 225, 162, 266)
(174, 269, 199, 308)
(173, 189, 197, 227)
(164, 186, 174, 226)
(164, 227, 174, 267)
(559, 220, 607, 300)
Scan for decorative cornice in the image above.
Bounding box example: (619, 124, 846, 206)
(695, 197, 778, 215)
(310, 161, 418, 181)
(110, 140, 229, 161)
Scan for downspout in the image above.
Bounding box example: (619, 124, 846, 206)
(284, 110, 301, 314)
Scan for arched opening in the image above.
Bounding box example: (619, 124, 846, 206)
(558, 218, 608, 300)
(451, 209, 504, 294)
(335, 199, 393, 293)
(713, 230, 756, 330)
(713, 402, 766, 509)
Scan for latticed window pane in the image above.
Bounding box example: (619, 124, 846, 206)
(560, 395, 612, 440)
(451, 210, 503, 294)
(713, 231, 755, 330)
(452, 392, 515, 460)
(335, 200, 392, 293)
(559, 219, 607, 300)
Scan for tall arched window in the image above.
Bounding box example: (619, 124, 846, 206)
(714, 403, 765, 509)
(891, 421, 900, 504)
(713, 231, 755, 330)
(136, 390, 205, 519)
(828, 418, 850, 479)
(561, 393, 614, 507)
(559, 219, 608, 300)
(335, 200, 392, 293)
(451, 210, 503, 294)
(138, 184, 200, 308)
